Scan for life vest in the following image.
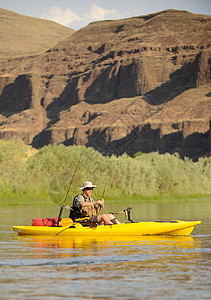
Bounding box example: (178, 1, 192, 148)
(71, 194, 97, 219)
(69, 206, 81, 221)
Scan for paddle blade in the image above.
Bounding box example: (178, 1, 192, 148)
(60, 218, 74, 227)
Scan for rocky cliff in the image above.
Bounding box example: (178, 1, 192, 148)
(0, 9, 210, 160)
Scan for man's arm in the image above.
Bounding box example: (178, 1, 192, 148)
(81, 199, 104, 207)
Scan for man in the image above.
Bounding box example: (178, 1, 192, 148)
(72, 181, 120, 225)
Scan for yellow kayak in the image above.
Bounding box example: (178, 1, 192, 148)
(13, 220, 201, 236)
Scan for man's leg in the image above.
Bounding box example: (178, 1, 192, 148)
(97, 214, 113, 225)
(97, 214, 120, 225)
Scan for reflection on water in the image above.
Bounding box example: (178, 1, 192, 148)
(0, 201, 210, 299)
(14, 235, 201, 260)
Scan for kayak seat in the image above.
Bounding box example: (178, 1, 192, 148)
(77, 219, 98, 228)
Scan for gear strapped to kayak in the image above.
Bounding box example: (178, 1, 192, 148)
(32, 217, 60, 227)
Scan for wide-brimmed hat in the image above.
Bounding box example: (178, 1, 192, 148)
(79, 181, 96, 190)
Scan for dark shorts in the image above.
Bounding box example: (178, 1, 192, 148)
(88, 215, 98, 223)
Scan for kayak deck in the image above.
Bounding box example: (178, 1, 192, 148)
(13, 220, 201, 236)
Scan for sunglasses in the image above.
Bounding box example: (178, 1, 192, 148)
(85, 187, 93, 191)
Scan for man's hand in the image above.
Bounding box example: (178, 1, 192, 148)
(64, 205, 70, 211)
(98, 198, 104, 207)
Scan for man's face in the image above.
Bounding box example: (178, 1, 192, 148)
(83, 187, 93, 197)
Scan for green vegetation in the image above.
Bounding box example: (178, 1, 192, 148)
(0, 139, 210, 205)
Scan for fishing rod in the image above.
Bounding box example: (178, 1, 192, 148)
(102, 171, 109, 199)
(99, 157, 113, 209)
(99, 168, 110, 209)
(57, 150, 84, 226)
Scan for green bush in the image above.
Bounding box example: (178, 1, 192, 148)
(0, 139, 210, 204)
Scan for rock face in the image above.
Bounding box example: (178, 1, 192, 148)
(0, 9, 210, 160)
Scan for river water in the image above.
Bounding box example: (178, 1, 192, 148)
(0, 200, 210, 299)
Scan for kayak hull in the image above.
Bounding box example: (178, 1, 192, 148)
(13, 220, 201, 236)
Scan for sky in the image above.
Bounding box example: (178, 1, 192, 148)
(0, 0, 210, 30)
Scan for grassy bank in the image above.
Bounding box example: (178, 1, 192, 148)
(0, 139, 210, 205)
